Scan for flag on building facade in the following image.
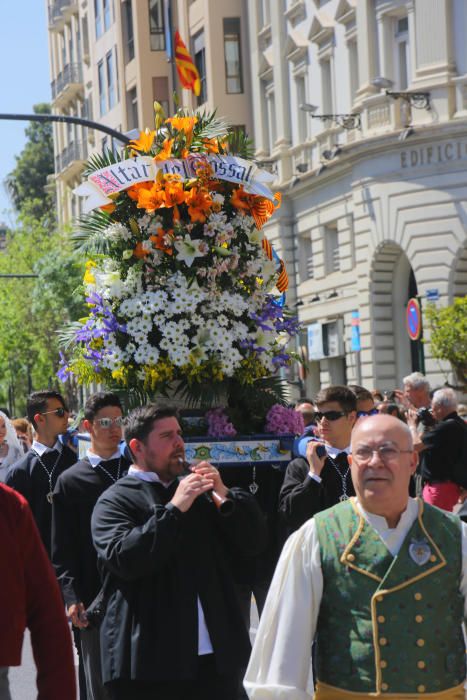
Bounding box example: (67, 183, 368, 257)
(174, 30, 201, 96)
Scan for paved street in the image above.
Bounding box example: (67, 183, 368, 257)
(9, 603, 260, 698)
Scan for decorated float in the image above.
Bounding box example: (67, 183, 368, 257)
(61, 106, 303, 583)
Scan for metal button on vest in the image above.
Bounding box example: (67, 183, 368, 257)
(429, 555, 437, 562)
(380, 660, 387, 668)
(379, 637, 388, 646)
(415, 615, 423, 623)
(377, 615, 385, 623)
(417, 685, 426, 692)
(414, 592, 423, 601)
(381, 683, 389, 691)
(417, 660, 426, 669)
(416, 639, 425, 647)
(346, 553, 355, 561)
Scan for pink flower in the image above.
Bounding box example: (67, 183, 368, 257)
(264, 404, 304, 435)
(206, 408, 237, 438)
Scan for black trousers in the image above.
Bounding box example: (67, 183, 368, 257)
(106, 655, 240, 700)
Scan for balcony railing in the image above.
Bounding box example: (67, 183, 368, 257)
(48, 0, 78, 28)
(51, 63, 83, 101)
(55, 141, 88, 174)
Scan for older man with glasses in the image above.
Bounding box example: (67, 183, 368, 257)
(5, 390, 77, 556)
(279, 385, 357, 538)
(245, 413, 467, 699)
(52, 391, 131, 700)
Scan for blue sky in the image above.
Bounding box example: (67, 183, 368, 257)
(0, 2, 50, 226)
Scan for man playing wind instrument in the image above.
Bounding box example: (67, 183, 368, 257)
(245, 414, 467, 699)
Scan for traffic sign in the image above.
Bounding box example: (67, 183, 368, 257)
(406, 298, 422, 341)
(426, 288, 439, 301)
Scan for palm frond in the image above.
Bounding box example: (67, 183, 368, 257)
(226, 128, 255, 159)
(57, 322, 81, 350)
(174, 377, 229, 409)
(104, 385, 156, 412)
(83, 148, 123, 177)
(72, 211, 112, 254)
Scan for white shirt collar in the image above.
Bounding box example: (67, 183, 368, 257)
(326, 444, 351, 459)
(355, 497, 419, 556)
(86, 449, 121, 468)
(128, 465, 175, 487)
(32, 439, 62, 456)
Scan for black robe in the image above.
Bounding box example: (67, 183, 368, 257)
(278, 453, 354, 538)
(52, 456, 131, 607)
(91, 475, 267, 683)
(5, 445, 77, 556)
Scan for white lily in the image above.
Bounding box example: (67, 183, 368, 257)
(174, 236, 206, 267)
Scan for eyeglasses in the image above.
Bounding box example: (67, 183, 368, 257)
(356, 408, 379, 418)
(41, 407, 68, 418)
(354, 445, 413, 463)
(95, 417, 124, 429)
(315, 410, 347, 422)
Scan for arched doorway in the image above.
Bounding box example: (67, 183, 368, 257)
(370, 242, 419, 389)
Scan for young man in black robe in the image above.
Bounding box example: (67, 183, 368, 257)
(52, 391, 130, 700)
(279, 385, 357, 538)
(5, 390, 76, 556)
(91, 404, 267, 700)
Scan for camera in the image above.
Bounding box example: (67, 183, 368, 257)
(417, 407, 436, 428)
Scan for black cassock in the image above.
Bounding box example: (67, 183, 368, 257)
(278, 453, 355, 538)
(91, 475, 267, 684)
(52, 456, 131, 608)
(5, 445, 77, 556)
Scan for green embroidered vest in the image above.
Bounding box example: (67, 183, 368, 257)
(315, 499, 465, 695)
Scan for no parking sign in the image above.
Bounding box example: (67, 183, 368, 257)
(406, 298, 422, 341)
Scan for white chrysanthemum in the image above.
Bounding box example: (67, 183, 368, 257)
(104, 223, 133, 242)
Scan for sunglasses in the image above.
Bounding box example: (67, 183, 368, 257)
(95, 417, 125, 429)
(315, 410, 347, 422)
(41, 407, 68, 418)
(357, 408, 379, 418)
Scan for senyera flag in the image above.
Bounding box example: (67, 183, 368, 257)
(174, 30, 201, 96)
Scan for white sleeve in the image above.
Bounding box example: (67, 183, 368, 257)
(460, 521, 467, 620)
(244, 519, 323, 700)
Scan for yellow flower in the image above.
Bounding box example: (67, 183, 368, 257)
(129, 128, 156, 153)
(83, 260, 96, 285)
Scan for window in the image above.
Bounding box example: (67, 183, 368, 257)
(348, 40, 359, 102)
(98, 60, 106, 115)
(152, 77, 169, 116)
(127, 87, 138, 130)
(106, 50, 117, 109)
(394, 16, 409, 90)
(299, 235, 314, 282)
(223, 18, 243, 94)
(95, 0, 103, 38)
(324, 223, 339, 274)
(148, 0, 165, 51)
(296, 75, 308, 142)
(259, 0, 270, 27)
(103, 0, 112, 31)
(321, 58, 334, 114)
(193, 31, 207, 105)
(122, 0, 134, 62)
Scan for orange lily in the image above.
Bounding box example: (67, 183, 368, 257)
(136, 182, 166, 212)
(164, 178, 185, 208)
(150, 228, 174, 255)
(99, 202, 116, 213)
(201, 137, 219, 154)
(133, 242, 149, 258)
(127, 181, 153, 202)
(129, 129, 156, 153)
(230, 186, 252, 213)
(185, 187, 213, 223)
(154, 137, 174, 162)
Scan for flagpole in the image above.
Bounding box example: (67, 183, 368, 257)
(164, 0, 177, 112)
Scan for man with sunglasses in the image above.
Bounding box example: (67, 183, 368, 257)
(5, 390, 77, 556)
(245, 414, 467, 699)
(279, 385, 357, 538)
(348, 384, 378, 418)
(52, 391, 131, 700)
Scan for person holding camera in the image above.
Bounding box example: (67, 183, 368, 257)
(417, 388, 467, 511)
(91, 404, 266, 700)
(279, 386, 357, 538)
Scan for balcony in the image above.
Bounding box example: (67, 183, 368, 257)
(55, 141, 88, 179)
(48, 0, 78, 30)
(51, 63, 84, 106)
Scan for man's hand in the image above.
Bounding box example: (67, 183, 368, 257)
(191, 461, 229, 499)
(67, 602, 88, 629)
(306, 441, 327, 478)
(170, 471, 215, 513)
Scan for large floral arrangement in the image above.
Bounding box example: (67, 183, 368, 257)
(60, 109, 299, 411)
